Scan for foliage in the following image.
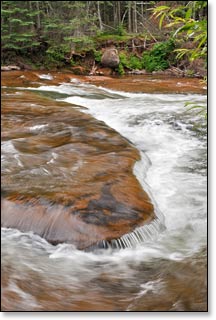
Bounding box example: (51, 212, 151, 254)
(129, 55, 143, 69)
(119, 52, 130, 68)
(142, 39, 175, 72)
(1, 1, 40, 52)
(95, 33, 131, 43)
(47, 44, 67, 59)
(119, 52, 143, 71)
(1, 1, 207, 72)
(44, 49, 65, 68)
(152, 1, 207, 120)
(117, 62, 125, 75)
(63, 36, 95, 52)
(119, 40, 175, 73)
(152, 1, 207, 62)
(184, 101, 207, 119)
(93, 49, 102, 63)
(46, 46, 67, 63)
(116, 23, 127, 36)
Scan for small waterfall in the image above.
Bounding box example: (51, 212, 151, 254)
(133, 153, 165, 225)
(93, 218, 165, 250)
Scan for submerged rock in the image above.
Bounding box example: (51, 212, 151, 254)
(1, 72, 155, 250)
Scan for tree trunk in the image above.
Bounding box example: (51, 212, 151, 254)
(117, 1, 121, 26)
(141, 1, 145, 25)
(97, 1, 103, 31)
(128, 1, 132, 33)
(28, 1, 34, 33)
(36, 1, 41, 30)
(133, 1, 137, 33)
(113, 2, 118, 28)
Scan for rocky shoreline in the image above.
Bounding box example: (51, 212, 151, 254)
(1, 63, 205, 78)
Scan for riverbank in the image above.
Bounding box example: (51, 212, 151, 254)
(1, 70, 206, 95)
(1, 33, 207, 79)
(1, 62, 206, 79)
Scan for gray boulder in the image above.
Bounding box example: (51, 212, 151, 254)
(101, 48, 119, 68)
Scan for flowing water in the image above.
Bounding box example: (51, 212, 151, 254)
(1, 74, 207, 311)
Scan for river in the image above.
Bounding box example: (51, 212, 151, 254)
(1, 72, 207, 311)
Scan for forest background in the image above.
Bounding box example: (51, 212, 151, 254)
(1, 1, 207, 77)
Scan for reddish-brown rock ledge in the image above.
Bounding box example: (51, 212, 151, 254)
(1, 72, 155, 250)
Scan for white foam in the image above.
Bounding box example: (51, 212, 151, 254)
(1, 141, 18, 154)
(38, 73, 54, 80)
(29, 124, 48, 132)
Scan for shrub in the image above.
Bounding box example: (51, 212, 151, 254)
(119, 52, 130, 68)
(119, 52, 143, 71)
(93, 49, 102, 63)
(46, 45, 68, 62)
(142, 39, 175, 72)
(116, 23, 127, 36)
(118, 62, 125, 75)
(129, 55, 142, 70)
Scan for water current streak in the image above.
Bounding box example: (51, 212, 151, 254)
(93, 218, 164, 250)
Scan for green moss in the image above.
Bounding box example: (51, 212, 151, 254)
(95, 33, 132, 43)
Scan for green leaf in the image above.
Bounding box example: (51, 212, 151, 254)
(1, 9, 14, 14)
(174, 48, 190, 59)
(185, 8, 192, 20)
(8, 18, 23, 24)
(159, 12, 166, 29)
(153, 5, 170, 13)
(184, 102, 207, 116)
(172, 22, 195, 37)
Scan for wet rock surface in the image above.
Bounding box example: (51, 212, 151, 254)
(1, 73, 155, 250)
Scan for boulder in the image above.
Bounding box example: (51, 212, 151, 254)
(101, 48, 120, 68)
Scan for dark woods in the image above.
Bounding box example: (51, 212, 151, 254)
(1, 1, 207, 76)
